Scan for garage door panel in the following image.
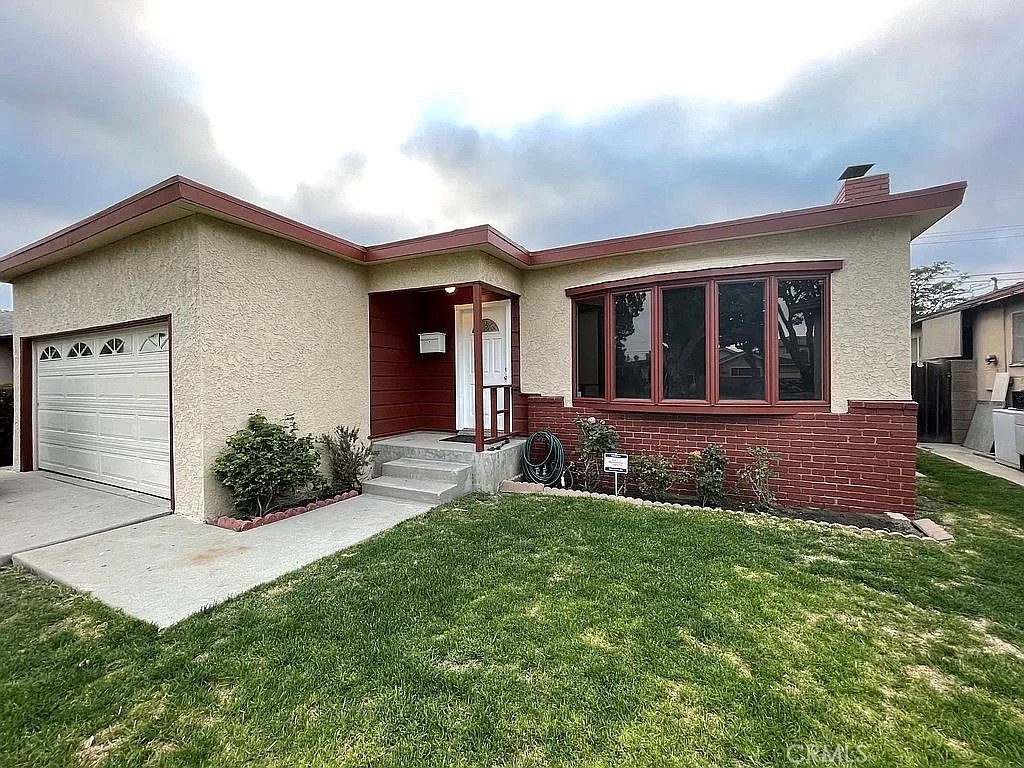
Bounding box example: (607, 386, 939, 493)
(36, 408, 66, 431)
(63, 374, 99, 398)
(97, 413, 138, 441)
(138, 416, 169, 443)
(65, 446, 102, 474)
(35, 323, 170, 498)
(97, 372, 145, 398)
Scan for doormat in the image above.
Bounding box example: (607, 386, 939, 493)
(441, 434, 477, 444)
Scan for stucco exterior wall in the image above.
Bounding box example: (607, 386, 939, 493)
(195, 218, 370, 520)
(367, 251, 522, 296)
(972, 295, 1024, 398)
(10, 217, 206, 517)
(519, 219, 912, 413)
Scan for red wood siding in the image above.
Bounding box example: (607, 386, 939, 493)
(369, 287, 521, 438)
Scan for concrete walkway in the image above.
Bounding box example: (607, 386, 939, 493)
(0, 470, 169, 565)
(919, 443, 1024, 487)
(14, 494, 430, 629)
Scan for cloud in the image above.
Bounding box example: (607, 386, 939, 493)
(0, 0, 253, 248)
(401, 1, 1024, 279)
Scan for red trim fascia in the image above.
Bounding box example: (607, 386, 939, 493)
(366, 225, 531, 266)
(536, 182, 965, 266)
(176, 178, 365, 260)
(566, 260, 843, 298)
(19, 338, 33, 472)
(0, 177, 964, 280)
(0, 176, 367, 279)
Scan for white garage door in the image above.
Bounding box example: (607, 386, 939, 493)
(35, 323, 170, 498)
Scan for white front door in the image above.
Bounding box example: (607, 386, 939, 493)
(455, 300, 511, 432)
(34, 323, 171, 498)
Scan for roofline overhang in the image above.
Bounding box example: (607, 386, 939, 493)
(0, 176, 967, 281)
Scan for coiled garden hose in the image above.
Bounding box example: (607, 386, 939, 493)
(521, 431, 568, 487)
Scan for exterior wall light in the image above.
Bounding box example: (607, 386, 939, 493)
(444, 286, 456, 294)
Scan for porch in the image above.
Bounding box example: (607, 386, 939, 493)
(368, 281, 526, 452)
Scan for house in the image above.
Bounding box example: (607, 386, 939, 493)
(0, 172, 965, 520)
(911, 281, 1024, 443)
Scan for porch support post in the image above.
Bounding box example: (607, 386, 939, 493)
(472, 282, 485, 452)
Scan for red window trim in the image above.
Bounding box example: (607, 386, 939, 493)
(571, 265, 833, 412)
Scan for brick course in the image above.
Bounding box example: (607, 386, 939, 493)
(524, 395, 917, 515)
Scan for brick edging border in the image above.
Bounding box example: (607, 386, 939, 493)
(498, 480, 953, 544)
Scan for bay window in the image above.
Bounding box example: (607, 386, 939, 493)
(570, 263, 834, 412)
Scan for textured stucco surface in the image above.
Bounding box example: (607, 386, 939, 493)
(519, 219, 913, 413)
(11, 218, 206, 517)
(367, 251, 522, 296)
(973, 295, 1024, 397)
(195, 218, 370, 520)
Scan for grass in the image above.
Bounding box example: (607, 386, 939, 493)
(1, 451, 1023, 767)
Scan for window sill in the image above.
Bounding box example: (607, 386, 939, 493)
(575, 400, 831, 416)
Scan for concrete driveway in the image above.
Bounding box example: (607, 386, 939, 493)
(13, 493, 430, 629)
(0, 470, 169, 565)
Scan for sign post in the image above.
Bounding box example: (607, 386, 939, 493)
(603, 452, 629, 496)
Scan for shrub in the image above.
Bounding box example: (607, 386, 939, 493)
(0, 385, 12, 466)
(213, 412, 322, 516)
(573, 416, 619, 491)
(737, 445, 781, 512)
(320, 425, 376, 493)
(686, 444, 728, 507)
(629, 453, 681, 501)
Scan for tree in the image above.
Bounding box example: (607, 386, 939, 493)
(911, 261, 971, 321)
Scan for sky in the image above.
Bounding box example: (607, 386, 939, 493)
(1, 0, 1022, 311)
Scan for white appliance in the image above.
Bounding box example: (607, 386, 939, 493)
(992, 408, 1024, 470)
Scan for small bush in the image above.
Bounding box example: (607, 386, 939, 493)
(686, 444, 728, 508)
(320, 425, 376, 493)
(629, 453, 681, 501)
(574, 416, 619, 491)
(213, 412, 322, 516)
(737, 445, 781, 512)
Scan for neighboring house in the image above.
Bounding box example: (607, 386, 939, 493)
(911, 281, 1024, 442)
(0, 311, 13, 385)
(0, 172, 965, 520)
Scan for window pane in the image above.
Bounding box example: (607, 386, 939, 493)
(1013, 312, 1024, 365)
(575, 298, 605, 397)
(718, 282, 765, 400)
(777, 279, 825, 400)
(614, 291, 651, 399)
(662, 286, 707, 399)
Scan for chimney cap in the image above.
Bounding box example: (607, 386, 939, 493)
(838, 163, 875, 180)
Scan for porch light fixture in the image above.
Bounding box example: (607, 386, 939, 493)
(445, 286, 456, 294)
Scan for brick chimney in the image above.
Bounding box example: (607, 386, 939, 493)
(833, 173, 890, 204)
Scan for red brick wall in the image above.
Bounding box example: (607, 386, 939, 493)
(524, 396, 917, 515)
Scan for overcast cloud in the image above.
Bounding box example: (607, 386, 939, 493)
(1, 0, 1021, 310)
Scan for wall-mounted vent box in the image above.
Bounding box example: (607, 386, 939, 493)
(418, 332, 446, 354)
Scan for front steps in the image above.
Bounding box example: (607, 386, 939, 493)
(362, 457, 473, 505)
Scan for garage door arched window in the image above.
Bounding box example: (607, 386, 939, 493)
(39, 345, 61, 361)
(99, 338, 127, 355)
(67, 342, 93, 358)
(140, 332, 168, 353)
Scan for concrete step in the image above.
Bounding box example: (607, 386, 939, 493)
(382, 457, 472, 485)
(361, 475, 462, 505)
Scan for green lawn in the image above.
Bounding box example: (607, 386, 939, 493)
(2, 452, 1023, 767)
